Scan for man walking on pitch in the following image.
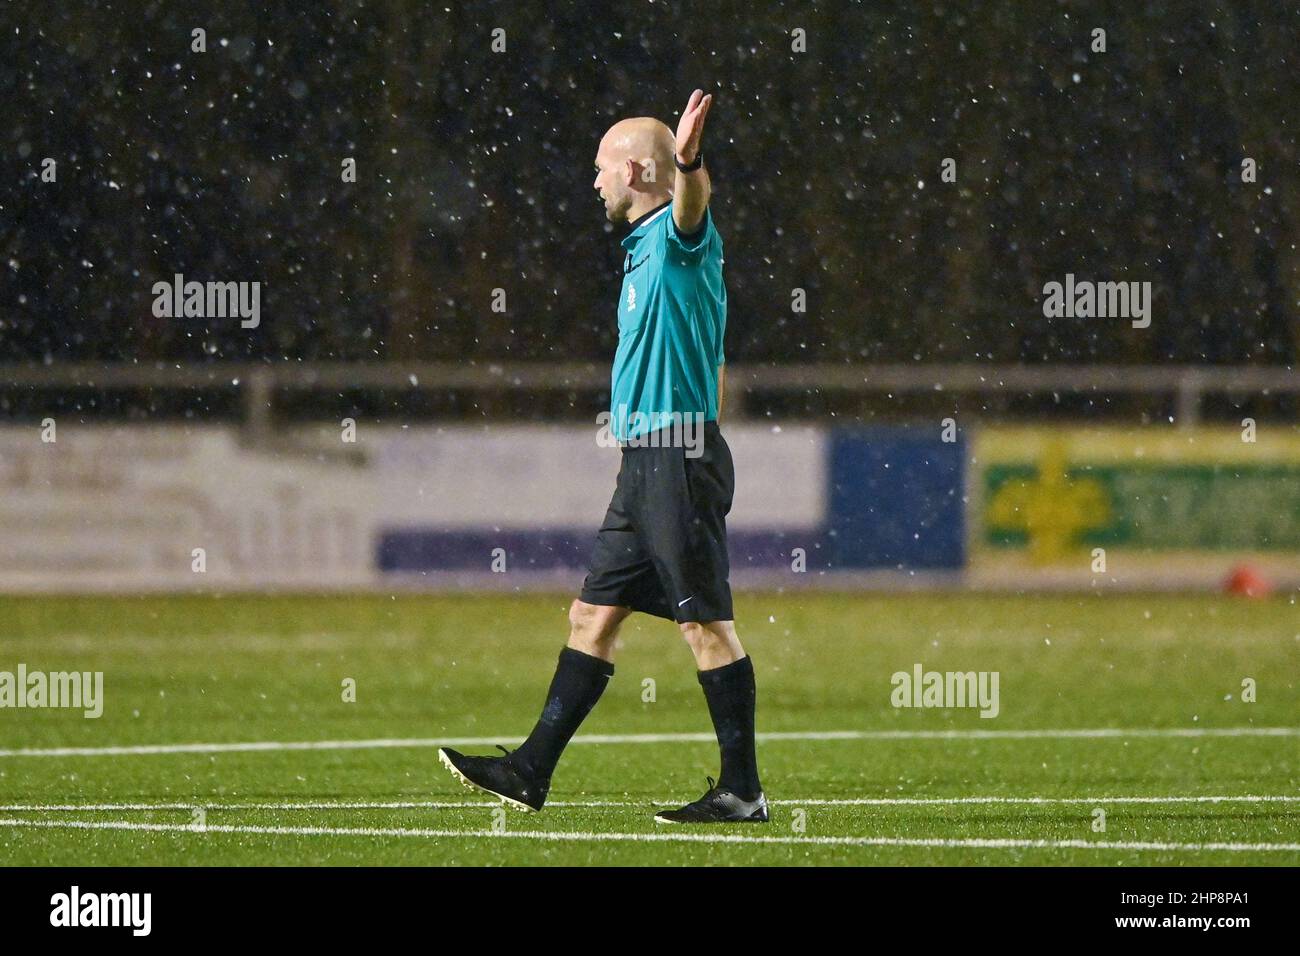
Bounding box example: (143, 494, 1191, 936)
(438, 90, 766, 824)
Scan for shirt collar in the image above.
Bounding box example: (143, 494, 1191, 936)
(621, 200, 672, 248)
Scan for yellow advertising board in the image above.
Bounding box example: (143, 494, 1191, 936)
(970, 426, 1300, 587)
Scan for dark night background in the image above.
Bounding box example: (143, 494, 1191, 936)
(3, 1, 1297, 369)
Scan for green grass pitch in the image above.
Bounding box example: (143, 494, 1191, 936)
(1, 592, 1296, 866)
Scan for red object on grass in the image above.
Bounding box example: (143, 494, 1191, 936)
(1225, 564, 1272, 598)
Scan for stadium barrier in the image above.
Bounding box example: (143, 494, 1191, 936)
(4, 362, 1298, 435)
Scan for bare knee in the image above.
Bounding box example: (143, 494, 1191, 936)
(568, 599, 625, 659)
(568, 599, 604, 637)
(680, 620, 744, 669)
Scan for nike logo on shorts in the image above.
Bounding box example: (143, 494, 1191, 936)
(677, 595, 694, 607)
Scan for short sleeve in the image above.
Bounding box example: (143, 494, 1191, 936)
(664, 204, 714, 263)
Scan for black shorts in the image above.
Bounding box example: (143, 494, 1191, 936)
(579, 420, 735, 624)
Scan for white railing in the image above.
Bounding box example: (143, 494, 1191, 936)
(3, 363, 1295, 434)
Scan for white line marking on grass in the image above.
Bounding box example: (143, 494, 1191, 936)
(1, 795, 1296, 813)
(775, 794, 1300, 807)
(0, 817, 1296, 854)
(0, 801, 522, 811)
(2, 726, 1295, 758)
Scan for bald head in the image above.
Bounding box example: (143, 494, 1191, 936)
(593, 117, 676, 224)
(601, 117, 675, 173)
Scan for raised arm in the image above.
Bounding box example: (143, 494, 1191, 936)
(672, 89, 713, 234)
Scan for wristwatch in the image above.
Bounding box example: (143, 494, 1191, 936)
(675, 151, 704, 173)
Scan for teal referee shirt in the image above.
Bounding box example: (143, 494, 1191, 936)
(609, 200, 726, 442)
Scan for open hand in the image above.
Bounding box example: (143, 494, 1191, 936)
(675, 89, 713, 165)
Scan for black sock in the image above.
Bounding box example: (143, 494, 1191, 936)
(698, 655, 762, 800)
(510, 647, 614, 780)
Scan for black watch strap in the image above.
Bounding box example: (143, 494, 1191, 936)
(675, 151, 704, 173)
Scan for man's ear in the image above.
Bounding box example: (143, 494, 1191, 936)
(622, 157, 637, 187)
